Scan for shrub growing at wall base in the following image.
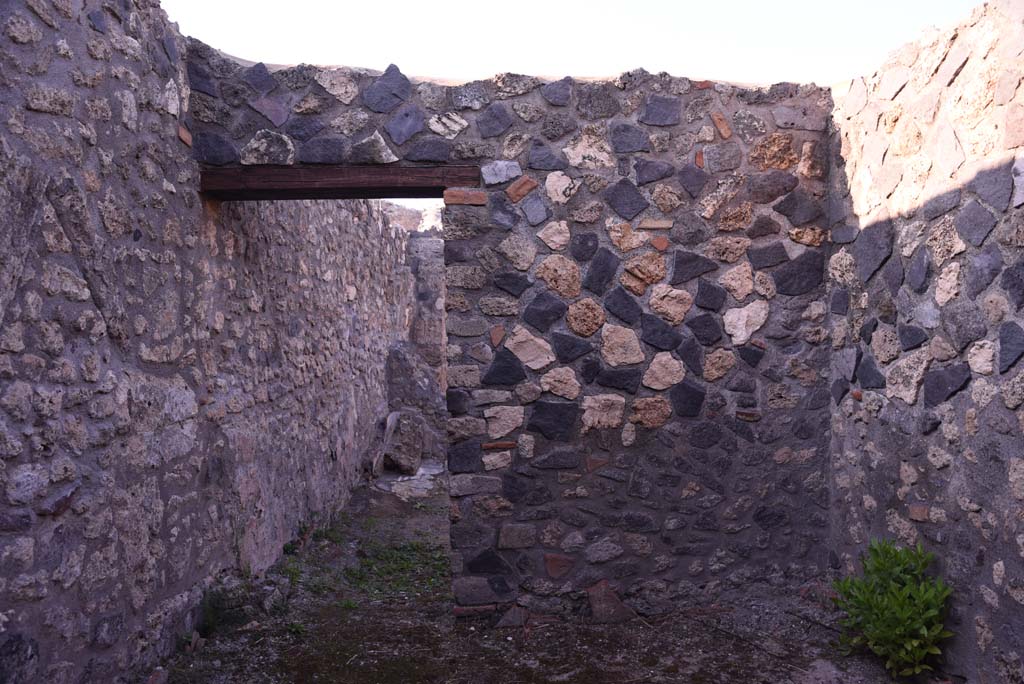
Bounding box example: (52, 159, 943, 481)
(834, 540, 954, 678)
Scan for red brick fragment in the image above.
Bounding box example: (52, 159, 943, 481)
(483, 441, 516, 450)
(178, 125, 192, 147)
(544, 553, 574, 579)
(710, 111, 733, 139)
(490, 324, 505, 346)
(908, 504, 930, 522)
(505, 175, 539, 202)
(695, 149, 704, 168)
(586, 580, 634, 623)
(444, 188, 487, 205)
(650, 235, 670, 251)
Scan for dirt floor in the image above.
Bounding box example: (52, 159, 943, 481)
(158, 462, 896, 684)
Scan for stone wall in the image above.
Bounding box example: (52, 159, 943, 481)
(4, 0, 1023, 679)
(0, 2, 420, 681)
(827, 2, 1024, 680)
(406, 231, 448, 388)
(183, 35, 839, 615)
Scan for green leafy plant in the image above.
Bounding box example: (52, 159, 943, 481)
(342, 541, 448, 600)
(833, 539, 954, 678)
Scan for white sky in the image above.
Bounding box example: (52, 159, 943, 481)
(165, 0, 981, 212)
(162, 0, 980, 87)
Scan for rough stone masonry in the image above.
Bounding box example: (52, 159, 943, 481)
(0, 2, 429, 681)
(828, 3, 1024, 680)
(0, 0, 1023, 682)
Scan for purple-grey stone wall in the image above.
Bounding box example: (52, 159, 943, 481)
(0, 3, 420, 681)
(183, 37, 837, 615)
(2, 0, 1023, 680)
(827, 2, 1024, 680)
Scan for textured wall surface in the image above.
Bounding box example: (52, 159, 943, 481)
(184, 33, 837, 615)
(0, 2, 418, 681)
(3, 0, 1024, 681)
(828, 2, 1024, 680)
(406, 232, 448, 388)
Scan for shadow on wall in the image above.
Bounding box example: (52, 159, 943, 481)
(826, 151, 1024, 679)
(2, 0, 1021, 681)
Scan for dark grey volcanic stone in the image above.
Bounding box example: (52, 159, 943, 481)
(772, 250, 824, 295)
(638, 95, 681, 126)
(923, 364, 971, 407)
(610, 123, 650, 153)
(570, 232, 599, 261)
(695, 279, 726, 311)
(965, 244, 1004, 298)
(641, 314, 683, 350)
(856, 354, 886, 389)
(604, 286, 642, 324)
(898, 325, 928, 351)
(999, 322, 1024, 373)
(552, 333, 594, 363)
(852, 219, 894, 283)
(747, 171, 798, 203)
(528, 401, 580, 441)
(493, 272, 532, 296)
(384, 104, 425, 144)
(686, 313, 722, 346)
(773, 189, 823, 226)
(747, 242, 789, 270)
(477, 103, 514, 138)
(482, 350, 526, 386)
(596, 367, 642, 393)
(603, 179, 649, 220)
(907, 246, 930, 293)
(523, 291, 567, 332)
(540, 77, 573, 106)
(194, 132, 239, 165)
(678, 164, 709, 198)
(528, 139, 568, 170)
(362, 64, 411, 113)
(635, 158, 675, 185)
(955, 200, 997, 246)
(670, 380, 706, 417)
(584, 248, 621, 295)
(671, 251, 717, 284)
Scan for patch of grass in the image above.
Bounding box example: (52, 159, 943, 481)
(286, 622, 307, 637)
(312, 524, 346, 545)
(281, 557, 302, 585)
(343, 541, 448, 600)
(306, 575, 336, 596)
(338, 598, 358, 610)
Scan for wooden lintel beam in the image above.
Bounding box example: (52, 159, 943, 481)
(200, 164, 481, 201)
